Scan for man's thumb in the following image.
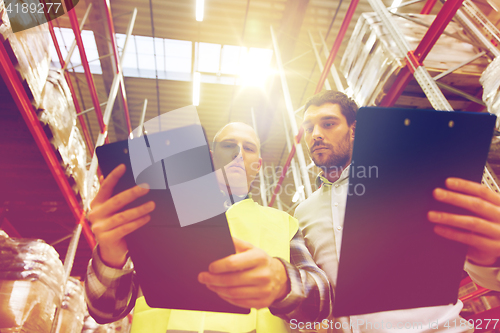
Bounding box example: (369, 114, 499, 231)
(232, 237, 254, 253)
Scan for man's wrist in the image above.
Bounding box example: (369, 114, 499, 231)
(91, 245, 134, 289)
(95, 245, 133, 271)
(273, 257, 291, 302)
(99, 246, 129, 269)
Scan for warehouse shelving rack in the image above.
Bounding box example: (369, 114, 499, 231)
(269, 0, 500, 320)
(271, 0, 500, 203)
(0, 0, 137, 330)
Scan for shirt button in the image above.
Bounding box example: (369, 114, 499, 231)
(335, 184, 339, 188)
(337, 226, 342, 230)
(334, 202, 338, 206)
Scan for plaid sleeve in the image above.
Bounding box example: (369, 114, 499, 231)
(84, 246, 139, 324)
(269, 229, 333, 323)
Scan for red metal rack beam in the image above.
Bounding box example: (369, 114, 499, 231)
(47, 20, 95, 155)
(0, 209, 22, 238)
(0, 42, 96, 249)
(458, 276, 491, 304)
(420, 0, 438, 14)
(65, 2, 108, 140)
(102, 0, 120, 75)
(380, 0, 465, 106)
(268, 0, 360, 207)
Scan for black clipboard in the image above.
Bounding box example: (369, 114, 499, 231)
(333, 107, 496, 317)
(95, 125, 250, 314)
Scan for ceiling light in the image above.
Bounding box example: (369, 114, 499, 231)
(193, 72, 201, 106)
(196, 0, 205, 22)
(239, 48, 273, 87)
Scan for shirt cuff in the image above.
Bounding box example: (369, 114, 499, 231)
(92, 245, 135, 289)
(269, 258, 303, 314)
(464, 259, 500, 292)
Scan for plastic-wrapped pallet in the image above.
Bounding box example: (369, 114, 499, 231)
(0, 0, 51, 108)
(37, 68, 90, 203)
(59, 126, 87, 203)
(38, 68, 77, 149)
(85, 173, 101, 207)
(480, 56, 500, 174)
(480, 56, 500, 127)
(54, 277, 86, 333)
(340, 13, 489, 107)
(0, 232, 64, 333)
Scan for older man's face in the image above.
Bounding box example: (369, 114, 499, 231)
(212, 123, 262, 196)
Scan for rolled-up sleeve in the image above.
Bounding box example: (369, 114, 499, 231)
(84, 246, 138, 324)
(464, 260, 500, 291)
(269, 229, 333, 323)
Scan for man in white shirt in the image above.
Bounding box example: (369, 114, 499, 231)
(295, 90, 500, 332)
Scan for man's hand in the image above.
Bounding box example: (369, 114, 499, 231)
(428, 177, 500, 266)
(88, 164, 155, 268)
(198, 237, 290, 309)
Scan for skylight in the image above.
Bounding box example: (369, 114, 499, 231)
(198, 42, 221, 73)
(50, 28, 102, 74)
(49, 28, 272, 87)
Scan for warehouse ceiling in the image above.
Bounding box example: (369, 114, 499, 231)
(49, 0, 496, 211)
(49, 0, 446, 208)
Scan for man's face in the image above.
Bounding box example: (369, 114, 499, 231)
(302, 103, 355, 172)
(212, 123, 262, 196)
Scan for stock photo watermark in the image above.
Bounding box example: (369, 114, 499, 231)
(290, 318, 500, 331)
(3, 0, 79, 33)
(247, 162, 379, 198)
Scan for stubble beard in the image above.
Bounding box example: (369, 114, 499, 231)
(311, 131, 352, 180)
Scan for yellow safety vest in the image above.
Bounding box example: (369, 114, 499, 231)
(130, 199, 298, 333)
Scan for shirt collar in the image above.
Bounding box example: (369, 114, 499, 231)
(222, 191, 250, 209)
(316, 164, 351, 188)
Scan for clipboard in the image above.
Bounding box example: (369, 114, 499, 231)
(95, 125, 250, 314)
(333, 107, 496, 317)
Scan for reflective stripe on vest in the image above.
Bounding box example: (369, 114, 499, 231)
(130, 199, 298, 333)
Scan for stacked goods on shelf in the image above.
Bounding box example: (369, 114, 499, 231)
(38, 68, 88, 203)
(54, 277, 86, 333)
(39, 69, 77, 150)
(0, 0, 51, 108)
(459, 277, 500, 318)
(0, 232, 64, 332)
(459, 279, 480, 299)
(461, 292, 500, 316)
(62, 125, 87, 202)
(340, 13, 489, 107)
(480, 56, 500, 178)
(460, 0, 500, 52)
(88, 174, 101, 205)
(481, 55, 500, 126)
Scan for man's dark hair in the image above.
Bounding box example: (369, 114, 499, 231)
(304, 90, 358, 126)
